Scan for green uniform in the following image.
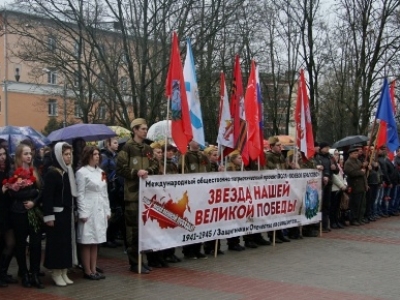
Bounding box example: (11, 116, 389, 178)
(265, 150, 287, 170)
(178, 150, 211, 173)
(116, 139, 158, 266)
(264, 150, 290, 241)
(226, 162, 241, 172)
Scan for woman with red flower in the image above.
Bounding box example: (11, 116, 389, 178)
(6, 144, 43, 288)
(76, 146, 110, 280)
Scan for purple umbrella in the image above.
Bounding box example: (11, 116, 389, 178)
(47, 124, 117, 142)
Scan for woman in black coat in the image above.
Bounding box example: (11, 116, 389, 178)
(0, 145, 17, 287)
(42, 142, 77, 287)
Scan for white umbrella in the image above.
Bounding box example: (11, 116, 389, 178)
(147, 120, 176, 146)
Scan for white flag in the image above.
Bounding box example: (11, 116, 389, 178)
(183, 38, 205, 147)
(217, 72, 234, 148)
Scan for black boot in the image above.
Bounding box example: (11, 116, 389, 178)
(30, 273, 44, 289)
(0, 254, 17, 284)
(0, 277, 7, 287)
(21, 273, 31, 288)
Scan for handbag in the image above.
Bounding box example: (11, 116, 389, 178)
(340, 191, 350, 210)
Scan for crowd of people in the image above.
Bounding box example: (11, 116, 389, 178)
(0, 117, 399, 287)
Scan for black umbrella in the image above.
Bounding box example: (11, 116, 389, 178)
(332, 135, 369, 149)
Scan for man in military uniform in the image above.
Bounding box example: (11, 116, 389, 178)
(116, 118, 159, 274)
(264, 136, 290, 243)
(178, 140, 210, 259)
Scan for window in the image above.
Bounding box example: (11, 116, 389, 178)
(98, 43, 106, 57)
(47, 70, 57, 84)
(73, 71, 80, 87)
(98, 105, 106, 120)
(48, 99, 57, 116)
(74, 41, 80, 58)
(74, 101, 83, 118)
(120, 76, 127, 91)
(97, 75, 105, 90)
(48, 37, 56, 51)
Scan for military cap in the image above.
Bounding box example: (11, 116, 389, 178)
(130, 118, 147, 129)
(268, 136, 280, 145)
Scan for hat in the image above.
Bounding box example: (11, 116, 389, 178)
(348, 146, 359, 154)
(319, 142, 330, 149)
(130, 118, 147, 129)
(268, 136, 279, 145)
(352, 143, 363, 148)
(228, 149, 240, 160)
(204, 145, 218, 156)
(150, 141, 164, 149)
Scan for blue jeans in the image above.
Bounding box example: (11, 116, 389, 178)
(374, 186, 384, 215)
(390, 185, 400, 212)
(381, 187, 391, 214)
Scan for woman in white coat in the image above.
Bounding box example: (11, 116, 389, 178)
(76, 146, 110, 280)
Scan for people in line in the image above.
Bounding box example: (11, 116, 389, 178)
(3, 122, 400, 286)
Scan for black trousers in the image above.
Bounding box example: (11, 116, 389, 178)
(329, 190, 341, 225)
(322, 184, 332, 228)
(11, 212, 42, 274)
(350, 192, 364, 222)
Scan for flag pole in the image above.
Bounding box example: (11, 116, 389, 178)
(164, 98, 170, 175)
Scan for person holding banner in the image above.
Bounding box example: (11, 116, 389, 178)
(161, 144, 181, 263)
(179, 140, 210, 259)
(265, 136, 290, 243)
(145, 141, 169, 268)
(116, 118, 159, 274)
(225, 150, 247, 251)
(203, 145, 224, 255)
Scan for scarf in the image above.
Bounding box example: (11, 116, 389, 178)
(54, 142, 77, 197)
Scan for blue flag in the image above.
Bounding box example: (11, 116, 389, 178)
(376, 78, 399, 152)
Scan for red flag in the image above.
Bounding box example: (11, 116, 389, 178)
(244, 60, 261, 160)
(295, 69, 315, 159)
(390, 80, 396, 113)
(165, 32, 192, 154)
(376, 121, 387, 149)
(256, 64, 266, 167)
(229, 55, 249, 165)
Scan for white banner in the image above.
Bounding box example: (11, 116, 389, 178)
(139, 169, 321, 252)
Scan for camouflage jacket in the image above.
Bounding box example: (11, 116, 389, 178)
(178, 150, 210, 174)
(164, 158, 179, 175)
(210, 161, 219, 172)
(265, 151, 287, 170)
(116, 139, 159, 202)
